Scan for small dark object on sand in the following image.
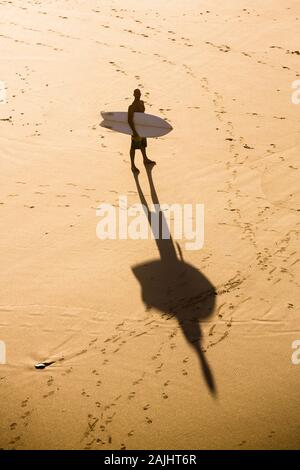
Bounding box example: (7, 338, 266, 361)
(35, 361, 54, 370)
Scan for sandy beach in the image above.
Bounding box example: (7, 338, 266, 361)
(0, 0, 300, 450)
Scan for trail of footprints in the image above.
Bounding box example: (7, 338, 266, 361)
(7, 396, 33, 448)
(76, 272, 247, 449)
(201, 76, 300, 287)
(0, 180, 107, 214)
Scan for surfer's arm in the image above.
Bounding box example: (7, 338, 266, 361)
(128, 106, 139, 137)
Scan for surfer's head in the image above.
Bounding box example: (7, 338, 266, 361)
(133, 88, 141, 99)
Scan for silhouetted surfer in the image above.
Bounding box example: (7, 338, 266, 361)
(128, 89, 155, 173)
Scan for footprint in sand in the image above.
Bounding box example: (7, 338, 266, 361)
(21, 398, 29, 408)
(128, 391, 136, 400)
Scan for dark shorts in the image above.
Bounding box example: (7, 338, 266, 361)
(131, 136, 147, 150)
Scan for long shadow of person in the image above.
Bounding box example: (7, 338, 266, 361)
(131, 167, 217, 395)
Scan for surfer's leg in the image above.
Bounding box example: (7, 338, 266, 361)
(130, 148, 139, 173)
(141, 147, 155, 165)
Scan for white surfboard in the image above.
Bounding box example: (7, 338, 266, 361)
(100, 111, 173, 138)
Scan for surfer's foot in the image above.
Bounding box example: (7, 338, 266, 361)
(131, 165, 140, 174)
(143, 158, 156, 166)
